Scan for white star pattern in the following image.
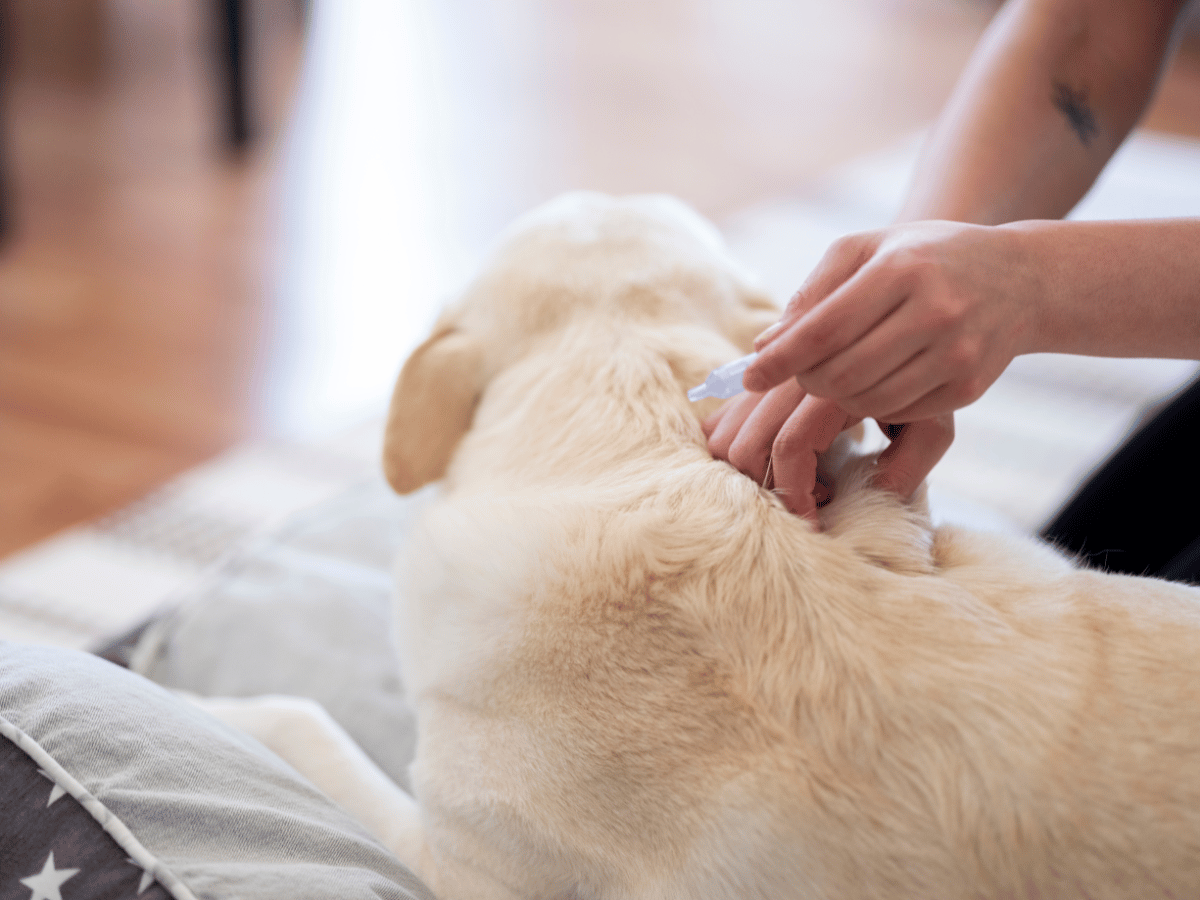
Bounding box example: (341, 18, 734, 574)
(35, 769, 66, 806)
(126, 858, 156, 894)
(19, 852, 79, 900)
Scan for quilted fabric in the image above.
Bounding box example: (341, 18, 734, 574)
(0, 642, 436, 900)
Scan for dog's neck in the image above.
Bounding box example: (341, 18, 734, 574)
(452, 319, 719, 493)
(447, 316, 939, 583)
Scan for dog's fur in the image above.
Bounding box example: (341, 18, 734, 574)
(215, 193, 1200, 899)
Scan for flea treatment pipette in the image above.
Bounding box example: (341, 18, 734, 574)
(687, 352, 758, 402)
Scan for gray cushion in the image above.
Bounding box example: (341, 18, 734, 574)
(0, 641, 436, 899)
(130, 479, 427, 793)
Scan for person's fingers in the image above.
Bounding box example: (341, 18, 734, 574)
(701, 396, 738, 440)
(833, 348, 950, 421)
(848, 365, 952, 422)
(705, 391, 766, 457)
(866, 373, 986, 424)
(745, 255, 904, 394)
(725, 380, 807, 484)
(783, 231, 883, 319)
(872, 415, 955, 498)
(795, 309, 931, 409)
(769, 396, 854, 520)
(750, 232, 882, 352)
(700, 407, 727, 440)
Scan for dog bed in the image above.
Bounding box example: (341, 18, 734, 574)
(124, 477, 427, 794)
(0, 640, 435, 899)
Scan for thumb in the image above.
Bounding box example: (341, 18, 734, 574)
(872, 415, 955, 498)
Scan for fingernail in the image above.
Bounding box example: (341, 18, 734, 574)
(753, 321, 784, 349)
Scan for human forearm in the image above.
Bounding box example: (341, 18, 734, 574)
(709, 0, 1199, 513)
(899, 0, 1189, 225)
(745, 217, 1200, 428)
(1011, 217, 1200, 359)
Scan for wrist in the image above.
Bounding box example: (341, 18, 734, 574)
(996, 219, 1063, 357)
(995, 218, 1200, 361)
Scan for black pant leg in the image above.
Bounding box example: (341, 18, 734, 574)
(1159, 535, 1200, 585)
(1040, 377, 1200, 580)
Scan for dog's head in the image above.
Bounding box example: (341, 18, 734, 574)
(382, 192, 780, 494)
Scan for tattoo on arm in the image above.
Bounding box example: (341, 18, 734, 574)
(1052, 81, 1098, 146)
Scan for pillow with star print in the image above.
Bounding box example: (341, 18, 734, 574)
(0, 731, 167, 900)
(0, 641, 436, 900)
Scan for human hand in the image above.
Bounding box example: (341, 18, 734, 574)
(744, 220, 1037, 423)
(702, 383, 953, 521)
(703, 385, 857, 520)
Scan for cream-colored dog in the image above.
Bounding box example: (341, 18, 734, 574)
(208, 193, 1200, 899)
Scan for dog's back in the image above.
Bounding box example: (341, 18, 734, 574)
(385, 194, 1200, 899)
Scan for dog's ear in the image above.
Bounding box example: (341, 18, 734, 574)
(383, 328, 486, 494)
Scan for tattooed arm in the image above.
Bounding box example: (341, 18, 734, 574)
(704, 0, 1198, 517)
(900, 0, 1192, 225)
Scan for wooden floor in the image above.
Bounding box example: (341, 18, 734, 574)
(2, 0, 1199, 558)
(0, 0, 303, 556)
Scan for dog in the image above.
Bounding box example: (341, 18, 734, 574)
(205, 192, 1200, 899)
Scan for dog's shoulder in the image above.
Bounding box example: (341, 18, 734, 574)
(819, 453, 937, 577)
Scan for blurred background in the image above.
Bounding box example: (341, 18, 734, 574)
(1, 0, 1199, 611)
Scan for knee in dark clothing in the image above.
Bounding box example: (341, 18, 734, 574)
(1040, 377, 1200, 583)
